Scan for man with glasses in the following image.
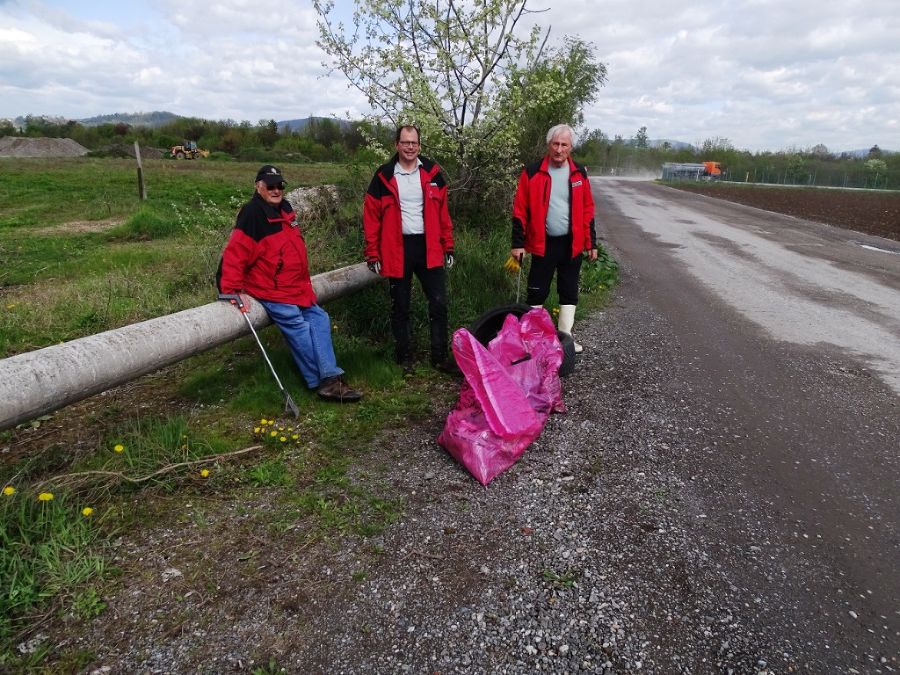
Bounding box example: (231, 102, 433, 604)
(363, 125, 457, 374)
(217, 164, 362, 402)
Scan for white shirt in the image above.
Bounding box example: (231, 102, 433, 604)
(395, 159, 424, 235)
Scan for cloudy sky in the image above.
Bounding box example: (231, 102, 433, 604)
(1, 0, 897, 153)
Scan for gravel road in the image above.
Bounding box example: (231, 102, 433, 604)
(70, 179, 898, 674)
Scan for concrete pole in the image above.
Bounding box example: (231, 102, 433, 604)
(0, 263, 379, 431)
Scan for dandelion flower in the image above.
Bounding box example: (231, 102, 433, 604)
(2, 486, 15, 496)
(260, 418, 268, 425)
(6, 303, 15, 310)
(38, 492, 54, 502)
(269, 430, 277, 437)
(254, 427, 261, 434)
(279, 436, 287, 443)
(82, 507, 94, 517)
(200, 469, 210, 478)
(292, 434, 299, 441)
(114, 444, 125, 453)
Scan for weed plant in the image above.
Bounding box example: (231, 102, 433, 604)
(0, 488, 105, 647)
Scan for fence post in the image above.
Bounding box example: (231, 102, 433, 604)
(134, 141, 146, 201)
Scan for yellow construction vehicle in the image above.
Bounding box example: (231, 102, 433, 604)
(170, 140, 209, 159)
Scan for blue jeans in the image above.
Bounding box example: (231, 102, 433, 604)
(257, 301, 343, 389)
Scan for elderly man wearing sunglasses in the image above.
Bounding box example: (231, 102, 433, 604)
(217, 164, 362, 403)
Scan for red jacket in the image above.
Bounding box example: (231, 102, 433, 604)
(216, 193, 317, 306)
(512, 156, 596, 258)
(363, 155, 454, 278)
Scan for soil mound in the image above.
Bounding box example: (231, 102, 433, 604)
(0, 136, 89, 157)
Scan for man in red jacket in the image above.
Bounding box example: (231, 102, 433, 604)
(217, 165, 362, 402)
(511, 124, 598, 353)
(363, 125, 456, 373)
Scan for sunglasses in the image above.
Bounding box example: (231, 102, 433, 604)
(264, 182, 286, 191)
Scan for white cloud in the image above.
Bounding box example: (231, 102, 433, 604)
(1, 0, 898, 151)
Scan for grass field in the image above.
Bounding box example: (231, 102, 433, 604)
(0, 156, 618, 664)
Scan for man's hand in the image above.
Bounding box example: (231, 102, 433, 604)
(444, 252, 455, 269)
(588, 248, 599, 262)
(367, 259, 382, 276)
(511, 247, 525, 263)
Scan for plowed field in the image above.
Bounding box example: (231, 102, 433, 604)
(669, 183, 900, 242)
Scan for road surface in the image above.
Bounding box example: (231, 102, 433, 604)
(594, 177, 899, 670)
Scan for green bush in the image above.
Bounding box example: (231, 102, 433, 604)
(580, 243, 619, 293)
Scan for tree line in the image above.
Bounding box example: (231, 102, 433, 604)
(578, 129, 899, 190)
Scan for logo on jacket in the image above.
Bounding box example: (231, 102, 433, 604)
(572, 180, 583, 187)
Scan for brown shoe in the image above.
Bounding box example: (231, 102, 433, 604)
(316, 376, 362, 403)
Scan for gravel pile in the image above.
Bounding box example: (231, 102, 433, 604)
(0, 136, 89, 157)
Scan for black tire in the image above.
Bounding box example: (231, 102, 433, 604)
(467, 304, 576, 377)
(468, 303, 533, 345)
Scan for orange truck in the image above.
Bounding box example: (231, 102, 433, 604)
(703, 161, 722, 178)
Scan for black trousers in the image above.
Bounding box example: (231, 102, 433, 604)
(388, 234, 448, 362)
(526, 234, 583, 306)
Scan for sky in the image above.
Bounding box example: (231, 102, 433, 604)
(1, 0, 898, 153)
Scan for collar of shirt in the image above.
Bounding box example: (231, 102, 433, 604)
(394, 158, 423, 176)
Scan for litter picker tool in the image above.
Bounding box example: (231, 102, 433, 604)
(218, 293, 301, 418)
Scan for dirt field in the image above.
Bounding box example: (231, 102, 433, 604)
(669, 182, 900, 242)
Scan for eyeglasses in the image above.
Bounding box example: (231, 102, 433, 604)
(264, 183, 285, 191)
(398, 141, 419, 147)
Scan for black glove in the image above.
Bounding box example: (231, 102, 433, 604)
(444, 252, 455, 269)
(367, 260, 382, 275)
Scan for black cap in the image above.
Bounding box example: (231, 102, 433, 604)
(255, 164, 285, 187)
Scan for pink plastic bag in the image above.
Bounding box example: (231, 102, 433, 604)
(437, 309, 566, 485)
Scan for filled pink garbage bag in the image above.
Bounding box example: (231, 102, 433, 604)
(437, 308, 566, 485)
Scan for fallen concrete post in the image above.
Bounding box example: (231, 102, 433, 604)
(0, 263, 379, 431)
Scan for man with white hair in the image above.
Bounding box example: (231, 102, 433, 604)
(511, 124, 598, 352)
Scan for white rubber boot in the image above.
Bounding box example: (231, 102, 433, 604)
(558, 304, 583, 353)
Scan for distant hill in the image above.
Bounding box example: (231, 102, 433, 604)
(77, 111, 180, 127)
(277, 117, 353, 132)
(649, 139, 694, 151)
(73, 112, 352, 132)
(841, 148, 896, 158)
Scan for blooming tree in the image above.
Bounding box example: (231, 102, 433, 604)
(314, 0, 606, 207)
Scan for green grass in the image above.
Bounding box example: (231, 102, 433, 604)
(0, 490, 106, 646)
(0, 158, 350, 358)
